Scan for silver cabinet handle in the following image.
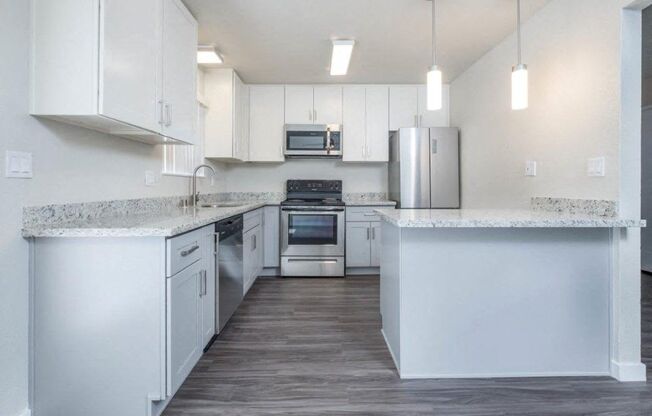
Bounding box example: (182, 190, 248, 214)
(367, 227, 370, 240)
(314, 109, 317, 122)
(202, 271, 207, 296)
(199, 270, 204, 297)
(372, 227, 376, 240)
(308, 109, 312, 121)
(158, 100, 165, 125)
(252, 234, 256, 251)
(363, 213, 376, 217)
(288, 258, 338, 264)
(180, 245, 199, 257)
(165, 103, 172, 127)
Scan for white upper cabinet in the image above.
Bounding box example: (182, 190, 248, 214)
(389, 86, 419, 130)
(285, 86, 314, 124)
(342, 87, 366, 162)
(313, 86, 343, 125)
(285, 86, 342, 125)
(389, 85, 450, 131)
(99, 0, 160, 133)
(31, 0, 198, 145)
(249, 86, 285, 162)
(342, 86, 388, 162)
(161, 0, 199, 145)
(417, 84, 450, 128)
(204, 69, 249, 161)
(365, 86, 389, 162)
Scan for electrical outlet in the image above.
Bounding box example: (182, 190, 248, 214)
(5, 151, 33, 178)
(525, 161, 537, 177)
(145, 170, 157, 186)
(587, 157, 605, 177)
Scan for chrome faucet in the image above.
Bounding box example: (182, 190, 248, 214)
(191, 164, 216, 208)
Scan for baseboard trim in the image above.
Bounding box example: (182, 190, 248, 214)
(380, 329, 400, 373)
(346, 267, 380, 276)
(399, 370, 611, 380)
(610, 360, 647, 382)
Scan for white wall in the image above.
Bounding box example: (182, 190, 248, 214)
(0, 2, 223, 415)
(220, 160, 387, 193)
(451, 0, 622, 209)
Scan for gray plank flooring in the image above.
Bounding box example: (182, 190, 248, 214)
(163, 275, 652, 415)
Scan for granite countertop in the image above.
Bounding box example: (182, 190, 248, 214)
(22, 201, 281, 238)
(344, 199, 396, 206)
(373, 208, 646, 228)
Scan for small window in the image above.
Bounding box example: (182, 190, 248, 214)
(162, 103, 207, 177)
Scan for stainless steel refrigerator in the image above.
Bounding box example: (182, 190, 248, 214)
(388, 127, 460, 209)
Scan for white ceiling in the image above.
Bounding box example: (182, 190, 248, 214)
(185, 0, 550, 84)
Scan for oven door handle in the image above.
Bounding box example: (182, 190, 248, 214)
(282, 207, 344, 212)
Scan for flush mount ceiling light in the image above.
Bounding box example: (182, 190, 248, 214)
(330, 40, 355, 76)
(426, 0, 442, 111)
(197, 45, 223, 64)
(512, 0, 528, 110)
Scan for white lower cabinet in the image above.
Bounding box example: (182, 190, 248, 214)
(167, 260, 202, 396)
(243, 209, 264, 295)
(263, 206, 281, 267)
(346, 207, 390, 269)
(166, 224, 215, 396)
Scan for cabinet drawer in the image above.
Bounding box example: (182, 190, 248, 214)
(243, 208, 263, 233)
(346, 207, 383, 222)
(166, 228, 204, 277)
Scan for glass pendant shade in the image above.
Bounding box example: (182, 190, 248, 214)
(511, 63, 528, 110)
(427, 66, 443, 111)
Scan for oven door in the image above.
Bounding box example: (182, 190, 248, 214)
(281, 207, 345, 257)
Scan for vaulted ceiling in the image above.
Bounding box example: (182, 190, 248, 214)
(185, 0, 551, 84)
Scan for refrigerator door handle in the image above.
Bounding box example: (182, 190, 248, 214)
(431, 139, 438, 154)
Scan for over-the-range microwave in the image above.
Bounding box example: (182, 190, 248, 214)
(283, 124, 342, 158)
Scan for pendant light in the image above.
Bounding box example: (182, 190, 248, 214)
(512, 0, 528, 110)
(427, 0, 442, 111)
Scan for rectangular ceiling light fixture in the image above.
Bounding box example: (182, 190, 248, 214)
(197, 45, 223, 64)
(330, 40, 355, 76)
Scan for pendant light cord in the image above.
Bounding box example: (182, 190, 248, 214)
(432, 0, 436, 66)
(516, 0, 522, 64)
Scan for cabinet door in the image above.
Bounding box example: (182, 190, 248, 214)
(254, 226, 264, 277)
(342, 86, 366, 162)
(365, 86, 389, 162)
(161, 0, 198, 144)
(285, 86, 313, 124)
(346, 222, 371, 267)
(263, 206, 280, 267)
(313, 86, 342, 124)
(238, 81, 250, 161)
(417, 84, 450, 128)
(370, 222, 382, 267)
(99, 0, 160, 132)
(250, 86, 285, 162)
(201, 226, 216, 348)
(389, 86, 418, 131)
(167, 261, 202, 395)
(203, 69, 235, 158)
(243, 228, 255, 295)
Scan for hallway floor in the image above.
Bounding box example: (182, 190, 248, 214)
(163, 275, 652, 415)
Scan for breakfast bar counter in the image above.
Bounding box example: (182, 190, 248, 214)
(375, 208, 646, 381)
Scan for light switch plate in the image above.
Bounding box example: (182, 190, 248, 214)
(5, 151, 33, 178)
(145, 170, 157, 186)
(588, 157, 606, 177)
(525, 161, 537, 177)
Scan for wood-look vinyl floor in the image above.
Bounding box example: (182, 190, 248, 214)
(163, 275, 652, 416)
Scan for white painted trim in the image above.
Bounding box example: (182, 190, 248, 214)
(610, 360, 647, 382)
(19, 408, 31, 416)
(399, 371, 611, 380)
(381, 329, 400, 373)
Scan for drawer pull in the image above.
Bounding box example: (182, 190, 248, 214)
(363, 213, 376, 216)
(180, 245, 199, 257)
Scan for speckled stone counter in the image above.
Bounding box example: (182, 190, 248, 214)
(22, 201, 281, 238)
(373, 208, 645, 228)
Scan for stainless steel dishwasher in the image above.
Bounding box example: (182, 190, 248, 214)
(216, 215, 244, 333)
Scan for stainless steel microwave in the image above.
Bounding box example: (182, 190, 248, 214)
(284, 124, 342, 158)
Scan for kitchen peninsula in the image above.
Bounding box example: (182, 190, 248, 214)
(375, 207, 646, 381)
